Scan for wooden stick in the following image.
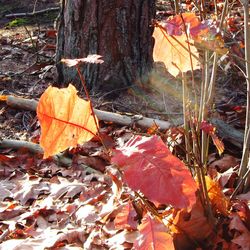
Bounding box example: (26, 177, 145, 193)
(0, 139, 70, 166)
(5, 95, 173, 130)
(0, 139, 102, 174)
(211, 118, 244, 148)
(5, 7, 60, 18)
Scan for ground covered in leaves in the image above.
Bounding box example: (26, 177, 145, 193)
(0, 0, 250, 249)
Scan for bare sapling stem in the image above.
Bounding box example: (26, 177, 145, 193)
(75, 66, 108, 152)
(182, 73, 191, 164)
(238, 0, 250, 191)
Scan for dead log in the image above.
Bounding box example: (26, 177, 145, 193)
(0, 139, 101, 174)
(2, 95, 244, 148)
(5, 95, 172, 130)
(211, 118, 244, 148)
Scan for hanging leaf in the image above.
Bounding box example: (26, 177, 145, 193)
(37, 84, 98, 158)
(112, 135, 197, 208)
(201, 121, 224, 155)
(134, 213, 174, 250)
(153, 26, 200, 77)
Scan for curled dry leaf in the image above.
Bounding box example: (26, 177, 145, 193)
(134, 213, 174, 250)
(37, 84, 99, 158)
(112, 135, 197, 208)
(61, 54, 104, 67)
(209, 154, 239, 172)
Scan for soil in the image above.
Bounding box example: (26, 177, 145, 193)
(0, 0, 60, 140)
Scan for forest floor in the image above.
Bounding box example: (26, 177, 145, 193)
(0, 0, 249, 250)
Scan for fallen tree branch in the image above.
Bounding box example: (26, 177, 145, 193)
(0, 138, 102, 174)
(2, 95, 244, 147)
(211, 118, 244, 148)
(0, 138, 70, 166)
(5, 7, 60, 18)
(5, 95, 173, 130)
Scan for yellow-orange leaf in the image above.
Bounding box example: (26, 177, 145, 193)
(0, 95, 8, 101)
(153, 26, 200, 77)
(37, 84, 98, 158)
(205, 176, 229, 216)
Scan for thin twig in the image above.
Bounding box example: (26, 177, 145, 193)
(5, 7, 60, 18)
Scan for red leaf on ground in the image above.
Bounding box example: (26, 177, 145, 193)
(134, 213, 174, 250)
(114, 201, 138, 230)
(229, 213, 250, 249)
(112, 135, 197, 208)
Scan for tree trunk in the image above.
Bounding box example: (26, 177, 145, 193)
(56, 0, 155, 94)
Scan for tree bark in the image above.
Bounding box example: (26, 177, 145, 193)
(56, 0, 155, 93)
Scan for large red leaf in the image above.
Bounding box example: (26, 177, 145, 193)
(37, 84, 98, 158)
(134, 214, 174, 250)
(112, 135, 197, 208)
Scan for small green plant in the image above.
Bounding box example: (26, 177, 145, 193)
(7, 18, 29, 27)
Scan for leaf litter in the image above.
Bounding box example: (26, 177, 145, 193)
(1, 1, 250, 249)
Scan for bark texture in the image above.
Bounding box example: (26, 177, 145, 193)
(56, 0, 155, 93)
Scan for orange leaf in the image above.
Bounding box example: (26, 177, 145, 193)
(135, 214, 174, 250)
(205, 176, 229, 215)
(37, 84, 98, 158)
(0, 95, 8, 101)
(153, 26, 200, 77)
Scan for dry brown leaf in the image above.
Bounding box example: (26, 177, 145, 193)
(172, 200, 213, 242)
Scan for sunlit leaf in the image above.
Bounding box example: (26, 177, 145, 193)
(153, 26, 200, 77)
(205, 176, 229, 216)
(37, 84, 98, 158)
(61, 54, 104, 67)
(134, 214, 174, 250)
(0, 95, 8, 101)
(112, 135, 197, 208)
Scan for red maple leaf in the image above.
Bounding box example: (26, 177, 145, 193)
(112, 135, 197, 208)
